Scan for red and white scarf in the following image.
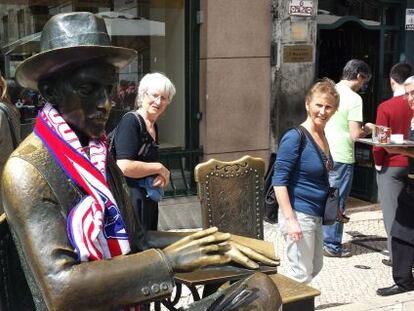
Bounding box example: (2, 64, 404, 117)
(35, 103, 131, 260)
(35, 103, 139, 310)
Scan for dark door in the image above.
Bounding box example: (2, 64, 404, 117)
(317, 21, 380, 202)
(317, 21, 380, 123)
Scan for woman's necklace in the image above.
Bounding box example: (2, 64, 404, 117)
(306, 126, 328, 154)
(302, 122, 333, 170)
(307, 127, 332, 170)
(319, 134, 330, 156)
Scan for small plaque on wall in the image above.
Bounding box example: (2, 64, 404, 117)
(406, 9, 414, 30)
(283, 45, 313, 63)
(289, 0, 313, 16)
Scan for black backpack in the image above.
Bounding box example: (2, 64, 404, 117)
(107, 111, 143, 158)
(263, 152, 278, 223)
(264, 127, 306, 224)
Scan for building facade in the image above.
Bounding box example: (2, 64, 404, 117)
(272, 0, 414, 201)
(1, 0, 413, 200)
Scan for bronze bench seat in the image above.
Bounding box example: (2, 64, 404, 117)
(156, 266, 320, 311)
(270, 273, 321, 311)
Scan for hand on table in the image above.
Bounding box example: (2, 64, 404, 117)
(162, 227, 279, 272)
(163, 227, 232, 272)
(223, 239, 279, 269)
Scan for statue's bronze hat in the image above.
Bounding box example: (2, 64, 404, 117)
(16, 12, 137, 91)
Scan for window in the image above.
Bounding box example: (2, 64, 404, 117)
(17, 9, 24, 38)
(0, 0, 186, 151)
(2, 15, 8, 43)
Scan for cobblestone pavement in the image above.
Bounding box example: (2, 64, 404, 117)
(264, 209, 395, 310)
(156, 208, 414, 310)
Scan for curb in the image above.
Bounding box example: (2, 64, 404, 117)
(323, 291, 414, 311)
(347, 204, 381, 215)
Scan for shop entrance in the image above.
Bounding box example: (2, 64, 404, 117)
(316, 0, 405, 202)
(318, 21, 380, 122)
(317, 20, 381, 202)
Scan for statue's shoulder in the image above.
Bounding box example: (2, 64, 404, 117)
(10, 132, 49, 165)
(4, 132, 80, 213)
(4, 132, 60, 185)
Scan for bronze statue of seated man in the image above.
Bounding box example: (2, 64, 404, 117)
(2, 12, 280, 311)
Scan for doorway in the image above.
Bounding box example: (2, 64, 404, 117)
(317, 21, 380, 122)
(317, 21, 381, 202)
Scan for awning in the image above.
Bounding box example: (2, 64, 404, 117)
(317, 13, 380, 28)
(1, 15, 165, 56)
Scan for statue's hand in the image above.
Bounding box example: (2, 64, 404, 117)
(224, 239, 279, 270)
(163, 227, 232, 272)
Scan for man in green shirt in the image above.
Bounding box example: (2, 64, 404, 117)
(323, 59, 373, 257)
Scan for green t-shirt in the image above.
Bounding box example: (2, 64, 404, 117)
(325, 81, 363, 164)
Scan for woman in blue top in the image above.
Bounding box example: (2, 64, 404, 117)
(272, 78, 339, 283)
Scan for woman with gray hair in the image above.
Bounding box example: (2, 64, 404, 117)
(114, 72, 175, 231)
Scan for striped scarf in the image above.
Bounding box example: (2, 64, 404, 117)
(35, 103, 139, 310)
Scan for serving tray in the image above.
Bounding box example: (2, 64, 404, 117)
(356, 138, 414, 147)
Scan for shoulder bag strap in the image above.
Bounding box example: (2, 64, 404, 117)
(109, 110, 144, 151)
(298, 125, 330, 185)
(0, 104, 18, 149)
(132, 111, 152, 157)
(280, 126, 306, 154)
(294, 126, 306, 154)
(131, 110, 144, 133)
(278, 127, 306, 169)
(277, 127, 307, 179)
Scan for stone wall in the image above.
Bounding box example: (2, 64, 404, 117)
(270, 0, 318, 150)
(199, 0, 272, 162)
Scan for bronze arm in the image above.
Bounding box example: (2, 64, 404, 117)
(2, 156, 174, 311)
(145, 230, 192, 249)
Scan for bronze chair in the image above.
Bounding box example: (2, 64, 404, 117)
(195, 155, 265, 239)
(166, 156, 320, 311)
(0, 213, 35, 311)
(155, 156, 272, 310)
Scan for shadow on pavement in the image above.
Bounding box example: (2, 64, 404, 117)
(346, 230, 387, 254)
(316, 302, 350, 310)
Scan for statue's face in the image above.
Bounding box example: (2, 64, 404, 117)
(56, 63, 116, 138)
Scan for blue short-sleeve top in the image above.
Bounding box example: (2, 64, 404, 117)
(271, 128, 329, 217)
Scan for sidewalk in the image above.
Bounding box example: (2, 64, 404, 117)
(266, 198, 414, 311)
(158, 196, 414, 310)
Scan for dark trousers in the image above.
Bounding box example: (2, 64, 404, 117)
(392, 236, 414, 289)
(127, 185, 159, 231)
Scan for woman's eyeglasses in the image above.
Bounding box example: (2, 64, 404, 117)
(146, 92, 169, 104)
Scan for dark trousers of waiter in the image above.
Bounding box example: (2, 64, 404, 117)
(392, 236, 414, 290)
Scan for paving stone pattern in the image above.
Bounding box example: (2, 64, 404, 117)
(264, 211, 394, 310)
(155, 210, 413, 310)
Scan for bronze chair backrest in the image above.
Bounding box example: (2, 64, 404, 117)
(0, 213, 35, 310)
(195, 155, 265, 240)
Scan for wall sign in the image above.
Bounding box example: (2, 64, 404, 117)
(406, 9, 414, 31)
(283, 45, 313, 63)
(289, 0, 313, 17)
